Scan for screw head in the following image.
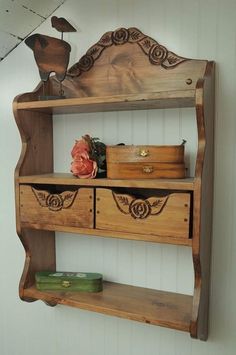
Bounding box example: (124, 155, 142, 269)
(186, 78, 192, 85)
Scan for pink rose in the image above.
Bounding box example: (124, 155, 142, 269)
(71, 136, 90, 158)
(71, 151, 98, 179)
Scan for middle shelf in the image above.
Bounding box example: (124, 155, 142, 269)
(18, 173, 195, 190)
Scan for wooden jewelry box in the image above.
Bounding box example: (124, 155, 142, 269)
(35, 271, 103, 292)
(106, 144, 186, 179)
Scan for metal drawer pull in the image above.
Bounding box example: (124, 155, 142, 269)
(139, 149, 149, 157)
(143, 166, 153, 173)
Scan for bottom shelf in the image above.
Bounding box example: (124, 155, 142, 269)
(23, 281, 192, 332)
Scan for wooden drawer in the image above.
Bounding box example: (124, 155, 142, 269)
(96, 188, 191, 239)
(106, 145, 185, 163)
(20, 185, 94, 229)
(106, 144, 185, 179)
(107, 162, 186, 179)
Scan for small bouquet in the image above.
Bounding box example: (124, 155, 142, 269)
(70, 134, 106, 178)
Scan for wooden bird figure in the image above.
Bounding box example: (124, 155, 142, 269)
(51, 16, 76, 40)
(25, 33, 71, 82)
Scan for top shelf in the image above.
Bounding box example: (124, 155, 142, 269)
(15, 90, 196, 114)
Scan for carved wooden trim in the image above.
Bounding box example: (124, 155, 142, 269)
(112, 191, 169, 219)
(32, 187, 78, 211)
(67, 27, 188, 77)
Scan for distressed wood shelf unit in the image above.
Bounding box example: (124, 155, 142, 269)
(13, 27, 214, 340)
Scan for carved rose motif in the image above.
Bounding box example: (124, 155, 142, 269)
(112, 28, 129, 45)
(129, 199, 151, 219)
(32, 188, 78, 211)
(46, 194, 64, 211)
(113, 192, 170, 219)
(149, 44, 168, 65)
(78, 54, 94, 71)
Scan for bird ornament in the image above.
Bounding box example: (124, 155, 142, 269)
(25, 16, 76, 98)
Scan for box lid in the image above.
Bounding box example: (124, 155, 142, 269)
(35, 271, 103, 283)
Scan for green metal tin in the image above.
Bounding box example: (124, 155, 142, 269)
(35, 271, 103, 292)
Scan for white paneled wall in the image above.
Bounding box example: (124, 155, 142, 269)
(1, 0, 236, 354)
(54, 107, 196, 297)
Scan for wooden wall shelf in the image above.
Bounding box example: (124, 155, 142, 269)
(23, 282, 193, 332)
(13, 27, 214, 340)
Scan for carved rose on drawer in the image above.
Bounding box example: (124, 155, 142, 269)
(32, 188, 78, 211)
(112, 192, 169, 220)
(46, 194, 64, 211)
(129, 199, 151, 219)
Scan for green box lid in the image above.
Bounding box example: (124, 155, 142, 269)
(35, 271, 103, 292)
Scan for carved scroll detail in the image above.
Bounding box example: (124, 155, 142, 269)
(112, 191, 169, 220)
(67, 27, 187, 77)
(32, 187, 78, 211)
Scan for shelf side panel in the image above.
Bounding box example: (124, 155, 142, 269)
(191, 62, 215, 340)
(19, 229, 56, 299)
(13, 99, 56, 300)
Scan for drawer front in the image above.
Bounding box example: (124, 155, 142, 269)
(107, 162, 186, 179)
(96, 188, 190, 239)
(106, 145, 184, 163)
(20, 185, 94, 229)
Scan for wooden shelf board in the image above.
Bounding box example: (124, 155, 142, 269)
(16, 91, 195, 114)
(18, 173, 195, 190)
(20, 222, 192, 246)
(23, 281, 192, 332)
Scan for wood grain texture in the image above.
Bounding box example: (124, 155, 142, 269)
(190, 62, 215, 340)
(25, 34, 71, 82)
(15, 91, 196, 113)
(20, 222, 192, 246)
(106, 144, 185, 163)
(67, 27, 188, 75)
(96, 188, 190, 239)
(18, 173, 195, 190)
(55, 28, 207, 99)
(13, 89, 56, 299)
(20, 186, 94, 230)
(23, 281, 193, 332)
(13, 27, 214, 340)
(106, 144, 186, 178)
(18, 229, 56, 298)
(107, 162, 186, 179)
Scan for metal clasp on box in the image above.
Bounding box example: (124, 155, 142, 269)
(143, 165, 153, 173)
(61, 280, 71, 288)
(139, 149, 149, 157)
